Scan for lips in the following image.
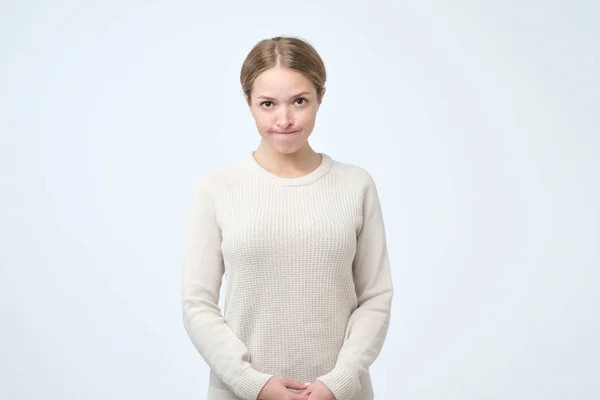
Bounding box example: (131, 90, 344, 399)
(273, 130, 299, 134)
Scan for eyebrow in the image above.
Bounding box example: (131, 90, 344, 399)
(256, 91, 311, 101)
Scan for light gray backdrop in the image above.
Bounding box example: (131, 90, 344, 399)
(1, 1, 598, 399)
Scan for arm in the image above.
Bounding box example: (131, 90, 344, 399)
(181, 179, 273, 400)
(316, 178, 394, 400)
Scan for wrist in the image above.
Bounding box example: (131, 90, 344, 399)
(233, 367, 274, 400)
(317, 367, 360, 400)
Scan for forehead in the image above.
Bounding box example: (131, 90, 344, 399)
(252, 67, 314, 96)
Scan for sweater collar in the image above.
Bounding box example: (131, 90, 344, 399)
(244, 151, 334, 187)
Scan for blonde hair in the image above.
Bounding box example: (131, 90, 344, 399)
(240, 36, 327, 104)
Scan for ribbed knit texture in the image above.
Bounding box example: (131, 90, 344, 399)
(182, 152, 394, 400)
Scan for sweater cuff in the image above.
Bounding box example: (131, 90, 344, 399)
(317, 367, 360, 400)
(233, 367, 274, 400)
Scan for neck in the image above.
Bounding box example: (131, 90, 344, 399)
(253, 142, 322, 178)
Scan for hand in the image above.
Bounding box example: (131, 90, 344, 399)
(258, 377, 310, 400)
(302, 381, 336, 400)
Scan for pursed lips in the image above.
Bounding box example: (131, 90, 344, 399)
(272, 130, 299, 134)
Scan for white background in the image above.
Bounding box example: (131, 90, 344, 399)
(1, 1, 599, 399)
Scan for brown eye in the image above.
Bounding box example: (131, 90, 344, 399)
(295, 98, 307, 105)
(261, 101, 273, 108)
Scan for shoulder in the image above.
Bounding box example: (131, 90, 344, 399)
(192, 157, 252, 200)
(329, 156, 377, 197)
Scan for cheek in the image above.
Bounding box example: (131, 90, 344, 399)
(257, 116, 272, 131)
(294, 108, 317, 125)
(251, 111, 269, 130)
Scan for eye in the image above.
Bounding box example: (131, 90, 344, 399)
(260, 101, 273, 108)
(295, 97, 307, 105)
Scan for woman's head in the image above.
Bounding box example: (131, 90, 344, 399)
(240, 36, 327, 155)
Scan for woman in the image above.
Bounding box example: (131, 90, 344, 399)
(182, 36, 394, 400)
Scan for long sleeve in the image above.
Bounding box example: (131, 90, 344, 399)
(181, 178, 273, 400)
(316, 178, 394, 400)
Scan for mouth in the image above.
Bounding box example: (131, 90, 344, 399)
(273, 130, 299, 135)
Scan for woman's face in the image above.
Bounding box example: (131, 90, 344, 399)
(246, 67, 324, 155)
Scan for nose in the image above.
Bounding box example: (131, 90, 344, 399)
(275, 106, 293, 130)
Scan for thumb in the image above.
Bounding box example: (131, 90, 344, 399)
(282, 378, 309, 390)
(294, 391, 311, 400)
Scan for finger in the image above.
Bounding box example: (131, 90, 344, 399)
(292, 392, 311, 400)
(283, 378, 309, 390)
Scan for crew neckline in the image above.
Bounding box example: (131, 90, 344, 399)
(245, 151, 334, 187)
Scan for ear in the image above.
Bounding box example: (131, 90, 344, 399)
(317, 87, 326, 110)
(318, 87, 326, 104)
(244, 94, 252, 108)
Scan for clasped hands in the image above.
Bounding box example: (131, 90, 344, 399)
(257, 376, 335, 400)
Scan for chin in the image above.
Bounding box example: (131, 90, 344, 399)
(259, 134, 306, 153)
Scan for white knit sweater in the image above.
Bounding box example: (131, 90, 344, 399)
(182, 152, 393, 400)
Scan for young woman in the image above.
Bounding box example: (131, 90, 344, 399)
(182, 36, 394, 400)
